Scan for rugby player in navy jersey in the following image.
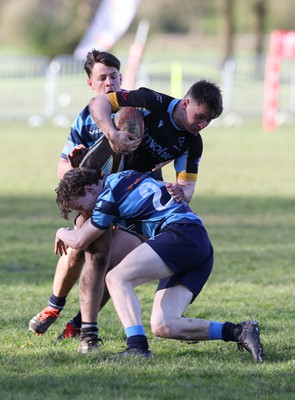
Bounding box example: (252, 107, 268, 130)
(54, 168, 263, 363)
(89, 80, 224, 203)
(29, 55, 224, 353)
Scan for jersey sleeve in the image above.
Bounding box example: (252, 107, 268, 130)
(108, 89, 203, 182)
(174, 134, 203, 181)
(61, 117, 84, 159)
(108, 88, 166, 112)
(90, 184, 119, 229)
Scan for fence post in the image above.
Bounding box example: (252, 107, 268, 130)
(44, 60, 61, 119)
(222, 59, 235, 114)
(170, 62, 183, 97)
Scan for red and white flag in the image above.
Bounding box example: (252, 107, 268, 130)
(74, 0, 142, 60)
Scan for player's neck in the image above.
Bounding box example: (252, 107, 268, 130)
(172, 101, 185, 130)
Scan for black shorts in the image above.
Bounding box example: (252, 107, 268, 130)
(146, 221, 214, 302)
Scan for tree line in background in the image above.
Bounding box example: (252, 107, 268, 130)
(0, 0, 294, 59)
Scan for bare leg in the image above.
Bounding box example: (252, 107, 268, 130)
(105, 243, 263, 362)
(28, 245, 85, 335)
(52, 213, 87, 297)
(52, 248, 85, 297)
(106, 243, 210, 339)
(106, 243, 174, 328)
(99, 230, 143, 310)
(150, 286, 210, 340)
(79, 228, 142, 322)
(79, 226, 113, 323)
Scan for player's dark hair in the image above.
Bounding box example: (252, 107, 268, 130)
(186, 80, 223, 119)
(84, 49, 121, 77)
(55, 168, 99, 219)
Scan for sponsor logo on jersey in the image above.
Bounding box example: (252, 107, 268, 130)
(142, 133, 172, 160)
(173, 136, 186, 151)
(152, 91, 163, 103)
(158, 120, 164, 128)
(89, 128, 101, 135)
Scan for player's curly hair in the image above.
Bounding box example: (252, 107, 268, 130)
(186, 80, 223, 119)
(84, 49, 121, 78)
(55, 168, 99, 220)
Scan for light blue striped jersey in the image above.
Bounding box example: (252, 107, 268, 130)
(91, 170, 202, 238)
(61, 105, 104, 159)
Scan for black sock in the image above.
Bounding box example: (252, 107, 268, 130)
(48, 293, 66, 311)
(71, 311, 82, 328)
(81, 322, 98, 338)
(222, 322, 238, 342)
(127, 335, 149, 351)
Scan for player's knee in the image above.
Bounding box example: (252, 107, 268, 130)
(105, 268, 131, 293)
(105, 269, 116, 291)
(68, 250, 85, 269)
(150, 315, 172, 338)
(86, 243, 108, 260)
(85, 248, 110, 269)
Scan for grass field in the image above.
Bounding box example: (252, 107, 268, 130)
(1, 120, 295, 400)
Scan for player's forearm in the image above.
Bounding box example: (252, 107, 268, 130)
(56, 228, 86, 250)
(176, 180, 196, 204)
(57, 158, 72, 180)
(56, 220, 104, 251)
(89, 96, 118, 142)
(181, 185, 195, 203)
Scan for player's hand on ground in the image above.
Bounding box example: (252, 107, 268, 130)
(166, 183, 184, 203)
(68, 145, 89, 167)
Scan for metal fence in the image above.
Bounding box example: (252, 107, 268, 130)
(0, 54, 294, 126)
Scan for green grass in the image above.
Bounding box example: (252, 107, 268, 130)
(1, 120, 295, 400)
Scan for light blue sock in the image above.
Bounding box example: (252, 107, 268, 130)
(125, 325, 145, 338)
(208, 321, 224, 340)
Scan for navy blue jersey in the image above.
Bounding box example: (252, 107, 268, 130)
(91, 170, 202, 237)
(109, 87, 203, 181)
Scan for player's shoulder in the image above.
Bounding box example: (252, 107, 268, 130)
(71, 104, 90, 127)
(189, 131, 203, 142)
(137, 87, 172, 100)
(106, 170, 142, 185)
(71, 104, 89, 119)
(137, 87, 152, 92)
(103, 170, 133, 195)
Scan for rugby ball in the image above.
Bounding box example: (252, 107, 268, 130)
(113, 107, 144, 139)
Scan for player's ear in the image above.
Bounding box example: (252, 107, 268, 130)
(87, 78, 94, 90)
(84, 184, 94, 193)
(182, 98, 189, 109)
(119, 73, 122, 85)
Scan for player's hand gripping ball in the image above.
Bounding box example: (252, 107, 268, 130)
(113, 107, 144, 140)
(80, 107, 144, 170)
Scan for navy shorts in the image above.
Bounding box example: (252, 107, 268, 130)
(146, 221, 214, 302)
